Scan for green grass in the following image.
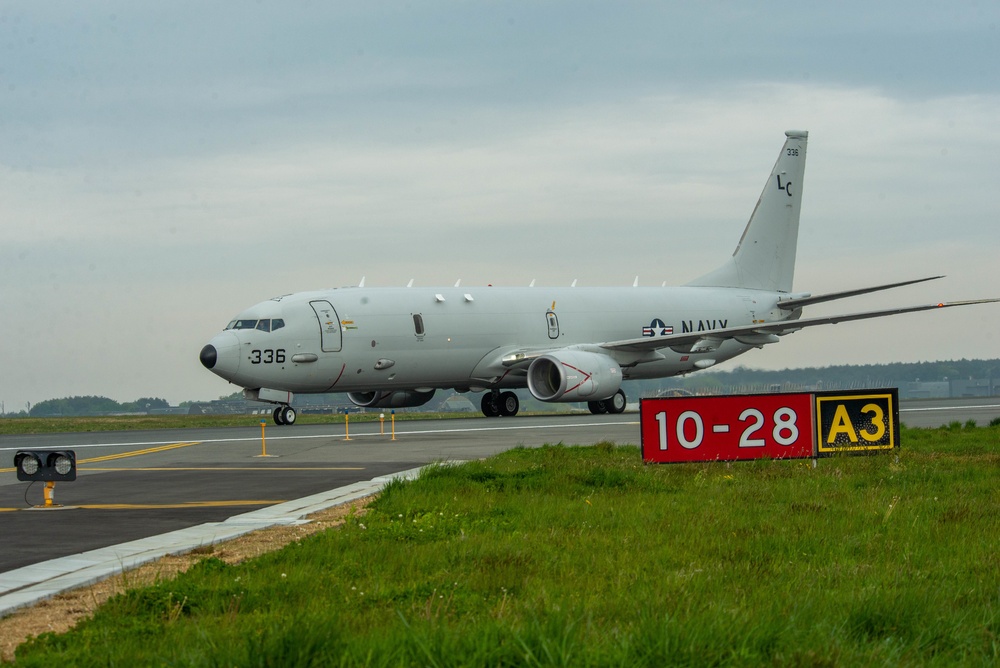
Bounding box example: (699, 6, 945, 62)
(8, 427, 999, 666)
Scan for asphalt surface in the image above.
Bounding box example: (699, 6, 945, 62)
(897, 396, 1000, 428)
(0, 414, 640, 573)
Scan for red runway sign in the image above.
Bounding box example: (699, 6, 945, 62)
(640, 389, 899, 463)
(640, 393, 815, 463)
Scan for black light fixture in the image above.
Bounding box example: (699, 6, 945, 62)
(14, 450, 77, 482)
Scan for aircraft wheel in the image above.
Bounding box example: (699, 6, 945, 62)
(498, 391, 519, 417)
(481, 393, 500, 417)
(588, 400, 608, 414)
(273, 407, 286, 425)
(281, 406, 297, 425)
(607, 390, 627, 414)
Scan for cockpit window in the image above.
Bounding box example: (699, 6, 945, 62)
(226, 318, 283, 332)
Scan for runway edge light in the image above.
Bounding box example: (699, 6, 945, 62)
(14, 449, 77, 482)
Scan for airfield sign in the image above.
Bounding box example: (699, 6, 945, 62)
(640, 389, 899, 463)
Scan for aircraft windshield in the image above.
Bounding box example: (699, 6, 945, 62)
(226, 318, 285, 332)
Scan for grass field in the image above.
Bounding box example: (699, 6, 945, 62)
(6, 426, 999, 666)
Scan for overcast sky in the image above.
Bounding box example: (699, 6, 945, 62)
(2, 1, 999, 412)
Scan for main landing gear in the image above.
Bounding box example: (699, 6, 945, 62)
(481, 390, 520, 417)
(587, 389, 627, 415)
(272, 405, 297, 426)
(480, 389, 628, 417)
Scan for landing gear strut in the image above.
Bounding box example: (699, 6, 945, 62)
(272, 405, 297, 426)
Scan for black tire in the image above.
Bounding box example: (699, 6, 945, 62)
(498, 391, 520, 417)
(588, 400, 608, 414)
(273, 407, 285, 425)
(607, 390, 627, 414)
(481, 393, 500, 417)
(281, 406, 297, 425)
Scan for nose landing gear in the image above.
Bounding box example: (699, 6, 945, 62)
(272, 405, 297, 425)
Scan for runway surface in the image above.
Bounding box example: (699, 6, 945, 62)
(1, 398, 997, 576)
(0, 414, 639, 573)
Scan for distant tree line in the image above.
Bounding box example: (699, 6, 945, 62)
(641, 359, 1000, 395)
(746, 359, 997, 384)
(27, 396, 170, 417)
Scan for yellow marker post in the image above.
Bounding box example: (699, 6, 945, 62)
(255, 420, 278, 458)
(344, 413, 352, 441)
(379, 413, 385, 435)
(391, 410, 396, 441)
(42, 481, 58, 508)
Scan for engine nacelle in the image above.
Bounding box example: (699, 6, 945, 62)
(527, 351, 622, 402)
(347, 389, 436, 409)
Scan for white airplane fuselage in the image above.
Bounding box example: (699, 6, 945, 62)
(203, 285, 779, 396)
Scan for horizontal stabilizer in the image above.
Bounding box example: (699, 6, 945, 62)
(777, 276, 945, 310)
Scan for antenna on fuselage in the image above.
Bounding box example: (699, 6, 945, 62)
(358, 276, 366, 288)
(633, 276, 639, 287)
(406, 279, 414, 288)
(454, 279, 461, 287)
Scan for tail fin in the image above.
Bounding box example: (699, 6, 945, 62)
(688, 130, 808, 292)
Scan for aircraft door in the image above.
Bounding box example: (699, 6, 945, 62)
(546, 311, 560, 339)
(310, 300, 342, 352)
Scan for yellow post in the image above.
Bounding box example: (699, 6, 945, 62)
(391, 411, 396, 441)
(43, 481, 56, 507)
(254, 420, 277, 458)
(379, 413, 385, 435)
(344, 413, 352, 441)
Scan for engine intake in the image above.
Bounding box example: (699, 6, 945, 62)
(348, 389, 436, 409)
(527, 351, 622, 402)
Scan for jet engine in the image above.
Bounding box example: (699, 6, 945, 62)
(347, 389, 436, 409)
(527, 351, 622, 402)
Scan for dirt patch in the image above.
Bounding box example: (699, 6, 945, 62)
(0, 496, 373, 663)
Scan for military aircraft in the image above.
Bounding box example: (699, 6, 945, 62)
(199, 131, 997, 425)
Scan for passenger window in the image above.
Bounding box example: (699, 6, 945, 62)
(413, 313, 425, 336)
(271, 319, 285, 331)
(256, 320, 271, 332)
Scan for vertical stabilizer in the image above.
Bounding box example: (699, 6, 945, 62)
(687, 131, 808, 292)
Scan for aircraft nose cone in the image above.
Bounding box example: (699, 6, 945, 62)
(200, 344, 218, 370)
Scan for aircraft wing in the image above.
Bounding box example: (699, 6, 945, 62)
(602, 299, 1000, 355)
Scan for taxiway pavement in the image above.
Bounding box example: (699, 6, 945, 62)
(0, 414, 639, 573)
